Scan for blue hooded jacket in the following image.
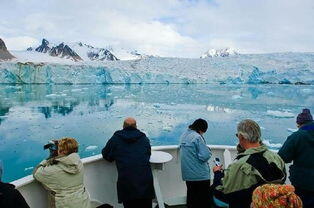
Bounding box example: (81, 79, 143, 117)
(180, 129, 212, 181)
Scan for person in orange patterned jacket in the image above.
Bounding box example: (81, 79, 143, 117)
(251, 184, 302, 208)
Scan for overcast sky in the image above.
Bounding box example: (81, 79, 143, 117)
(1, 0, 314, 57)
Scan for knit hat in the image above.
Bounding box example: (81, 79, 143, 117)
(296, 108, 313, 125)
(252, 184, 302, 208)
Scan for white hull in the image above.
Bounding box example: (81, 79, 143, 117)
(12, 145, 289, 208)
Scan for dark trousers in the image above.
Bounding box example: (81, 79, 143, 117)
(186, 180, 212, 208)
(295, 187, 314, 208)
(122, 199, 152, 208)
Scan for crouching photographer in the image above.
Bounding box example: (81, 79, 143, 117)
(33, 137, 92, 208)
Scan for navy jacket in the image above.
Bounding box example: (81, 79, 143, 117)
(0, 182, 30, 208)
(278, 121, 314, 191)
(102, 127, 154, 203)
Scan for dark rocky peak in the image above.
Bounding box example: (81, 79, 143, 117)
(50, 43, 82, 61)
(35, 38, 50, 53)
(0, 38, 8, 50)
(42, 38, 49, 46)
(77, 42, 94, 49)
(26, 47, 33, 51)
(130, 50, 141, 56)
(0, 38, 15, 61)
(88, 48, 119, 61)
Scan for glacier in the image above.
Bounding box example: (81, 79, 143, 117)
(1, 52, 314, 84)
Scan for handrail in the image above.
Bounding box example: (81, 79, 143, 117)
(12, 145, 237, 189)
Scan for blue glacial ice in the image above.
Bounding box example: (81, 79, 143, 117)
(0, 53, 314, 84)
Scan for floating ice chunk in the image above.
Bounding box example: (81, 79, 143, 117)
(287, 128, 298, 133)
(46, 94, 59, 98)
(163, 125, 173, 132)
(207, 105, 233, 113)
(71, 89, 82, 92)
(232, 95, 242, 99)
(263, 140, 282, 148)
(260, 126, 266, 130)
(153, 104, 161, 109)
(266, 110, 294, 118)
(302, 89, 312, 93)
(85, 145, 98, 151)
(53, 125, 61, 129)
(207, 105, 215, 112)
(24, 167, 34, 171)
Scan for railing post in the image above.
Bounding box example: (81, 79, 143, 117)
(223, 149, 232, 168)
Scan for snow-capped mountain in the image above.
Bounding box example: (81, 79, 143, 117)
(50, 43, 82, 61)
(0, 38, 15, 61)
(22, 39, 153, 62)
(200, 48, 239, 58)
(110, 48, 152, 60)
(70, 42, 118, 61)
(33, 39, 82, 61)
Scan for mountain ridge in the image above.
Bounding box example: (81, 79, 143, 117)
(0, 38, 16, 61)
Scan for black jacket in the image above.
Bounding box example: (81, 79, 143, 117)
(102, 127, 154, 203)
(278, 121, 314, 191)
(0, 182, 30, 208)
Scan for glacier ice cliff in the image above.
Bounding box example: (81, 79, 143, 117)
(0, 53, 314, 84)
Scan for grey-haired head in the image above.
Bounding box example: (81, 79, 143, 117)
(237, 119, 261, 143)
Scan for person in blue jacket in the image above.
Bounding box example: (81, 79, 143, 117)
(102, 117, 154, 208)
(278, 108, 314, 208)
(179, 118, 212, 208)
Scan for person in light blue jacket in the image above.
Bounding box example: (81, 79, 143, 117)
(180, 118, 212, 208)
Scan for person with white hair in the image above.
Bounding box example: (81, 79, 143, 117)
(211, 119, 286, 208)
(0, 160, 30, 208)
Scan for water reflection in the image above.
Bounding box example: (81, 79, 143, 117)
(0, 83, 313, 182)
(0, 106, 9, 125)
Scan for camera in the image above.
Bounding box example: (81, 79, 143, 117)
(44, 140, 59, 158)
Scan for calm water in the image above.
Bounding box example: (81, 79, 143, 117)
(0, 83, 313, 182)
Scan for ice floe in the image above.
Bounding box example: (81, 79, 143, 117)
(266, 110, 294, 118)
(85, 145, 98, 151)
(263, 139, 282, 148)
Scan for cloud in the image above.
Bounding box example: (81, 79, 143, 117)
(2, 36, 39, 50)
(174, 0, 314, 53)
(0, 0, 314, 57)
